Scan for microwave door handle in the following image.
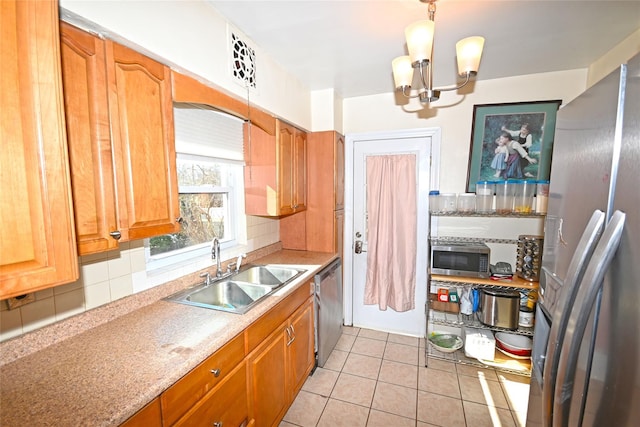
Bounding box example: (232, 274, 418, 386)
(552, 210, 625, 427)
(542, 210, 605, 426)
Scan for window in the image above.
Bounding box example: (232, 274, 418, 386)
(149, 155, 241, 256)
(146, 105, 245, 270)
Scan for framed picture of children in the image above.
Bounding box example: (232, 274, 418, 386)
(466, 100, 562, 193)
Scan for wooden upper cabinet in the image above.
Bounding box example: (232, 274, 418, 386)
(244, 119, 307, 217)
(60, 22, 119, 255)
(0, 0, 79, 299)
(334, 133, 345, 210)
(292, 128, 307, 212)
(105, 40, 180, 241)
(304, 131, 345, 253)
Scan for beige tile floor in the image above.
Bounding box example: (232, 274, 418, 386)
(280, 326, 530, 427)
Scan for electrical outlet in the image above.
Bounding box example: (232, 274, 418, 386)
(6, 293, 35, 310)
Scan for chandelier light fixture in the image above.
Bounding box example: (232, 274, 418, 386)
(392, 0, 485, 103)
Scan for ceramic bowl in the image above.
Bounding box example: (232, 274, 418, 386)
(495, 332, 532, 357)
(428, 333, 463, 353)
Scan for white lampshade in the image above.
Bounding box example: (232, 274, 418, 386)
(392, 56, 414, 89)
(405, 20, 435, 64)
(456, 36, 485, 75)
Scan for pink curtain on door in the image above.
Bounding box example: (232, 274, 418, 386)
(364, 154, 417, 312)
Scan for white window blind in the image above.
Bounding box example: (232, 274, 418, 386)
(173, 104, 244, 162)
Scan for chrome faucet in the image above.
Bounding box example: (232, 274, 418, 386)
(211, 238, 223, 278)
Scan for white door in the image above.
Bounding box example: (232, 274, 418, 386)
(344, 128, 440, 337)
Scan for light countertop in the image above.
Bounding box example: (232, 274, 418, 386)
(0, 250, 337, 426)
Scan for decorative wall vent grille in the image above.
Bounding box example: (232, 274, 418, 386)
(231, 33, 256, 89)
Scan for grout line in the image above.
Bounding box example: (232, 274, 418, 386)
(295, 328, 529, 426)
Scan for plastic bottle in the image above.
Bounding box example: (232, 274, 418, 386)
(429, 190, 440, 214)
(495, 180, 514, 214)
(476, 181, 495, 213)
(535, 180, 550, 214)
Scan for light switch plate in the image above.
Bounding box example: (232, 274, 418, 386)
(6, 293, 35, 310)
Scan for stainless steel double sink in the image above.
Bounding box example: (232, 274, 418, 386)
(165, 265, 306, 314)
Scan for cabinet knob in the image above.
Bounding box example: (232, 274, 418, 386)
(109, 231, 122, 240)
(213, 422, 223, 427)
(210, 368, 220, 377)
(176, 216, 184, 223)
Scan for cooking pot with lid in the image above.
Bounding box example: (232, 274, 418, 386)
(479, 288, 520, 330)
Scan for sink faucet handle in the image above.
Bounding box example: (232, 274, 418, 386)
(226, 262, 237, 273)
(199, 272, 212, 285)
(236, 253, 247, 272)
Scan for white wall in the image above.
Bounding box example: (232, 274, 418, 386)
(59, 0, 313, 130)
(587, 28, 640, 88)
(344, 69, 587, 193)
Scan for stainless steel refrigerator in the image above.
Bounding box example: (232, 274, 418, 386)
(526, 52, 640, 427)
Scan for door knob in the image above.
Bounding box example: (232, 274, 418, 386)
(355, 240, 363, 254)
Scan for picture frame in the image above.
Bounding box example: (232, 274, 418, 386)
(466, 100, 562, 193)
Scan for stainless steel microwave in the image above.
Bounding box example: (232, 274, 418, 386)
(430, 241, 491, 278)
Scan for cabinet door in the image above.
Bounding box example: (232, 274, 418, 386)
(0, 0, 78, 299)
(334, 133, 345, 210)
(243, 123, 277, 216)
(335, 210, 345, 260)
(292, 129, 307, 212)
(174, 361, 249, 427)
(248, 327, 288, 427)
(60, 22, 119, 255)
(287, 299, 315, 397)
(105, 41, 180, 241)
(277, 122, 295, 216)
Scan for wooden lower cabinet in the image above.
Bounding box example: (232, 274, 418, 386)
(161, 334, 245, 426)
(248, 297, 315, 427)
(151, 282, 315, 427)
(248, 326, 288, 427)
(174, 361, 250, 427)
(121, 398, 162, 427)
(288, 300, 315, 395)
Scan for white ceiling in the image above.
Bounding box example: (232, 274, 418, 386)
(206, 0, 640, 99)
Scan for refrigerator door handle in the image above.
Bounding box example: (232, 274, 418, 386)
(541, 210, 606, 426)
(553, 210, 626, 427)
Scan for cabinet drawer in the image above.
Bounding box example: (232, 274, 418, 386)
(174, 361, 249, 427)
(161, 333, 245, 426)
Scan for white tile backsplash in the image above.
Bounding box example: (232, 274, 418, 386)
(0, 215, 281, 343)
(107, 250, 132, 278)
(21, 298, 56, 334)
(54, 288, 86, 321)
(84, 280, 112, 310)
(0, 309, 22, 341)
(109, 275, 134, 301)
(82, 257, 110, 286)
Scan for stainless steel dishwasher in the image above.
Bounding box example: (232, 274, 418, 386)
(314, 258, 343, 367)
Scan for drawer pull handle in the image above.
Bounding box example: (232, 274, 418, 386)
(213, 422, 223, 427)
(286, 326, 295, 346)
(210, 368, 220, 377)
